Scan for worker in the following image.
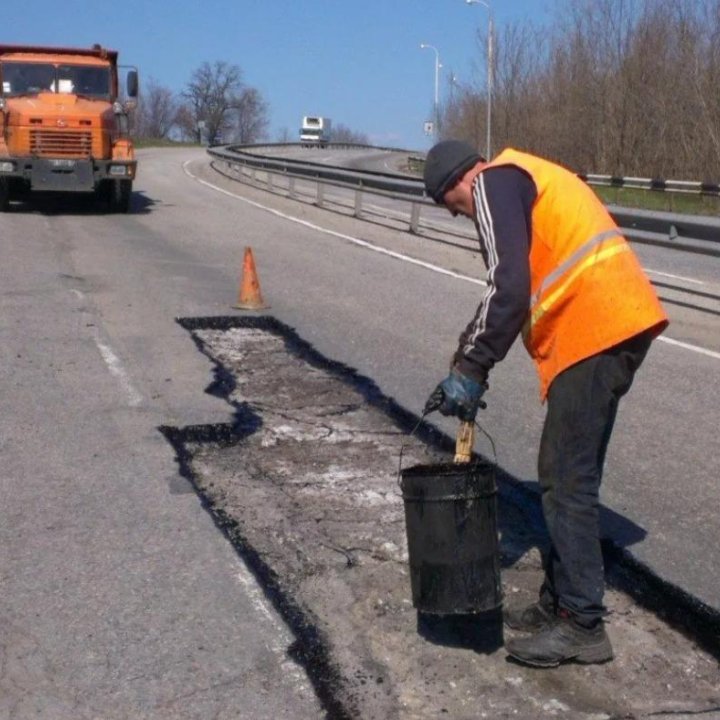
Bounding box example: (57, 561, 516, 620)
(423, 140, 668, 668)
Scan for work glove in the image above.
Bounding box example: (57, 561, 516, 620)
(424, 369, 487, 421)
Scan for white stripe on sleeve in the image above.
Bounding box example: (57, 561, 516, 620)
(464, 175, 500, 354)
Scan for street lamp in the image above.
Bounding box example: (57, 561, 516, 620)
(466, 0, 493, 159)
(420, 43, 441, 137)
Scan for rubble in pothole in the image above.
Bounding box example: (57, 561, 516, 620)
(169, 320, 720, 720)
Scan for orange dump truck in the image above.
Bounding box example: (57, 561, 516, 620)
(0, 43, 138, 212)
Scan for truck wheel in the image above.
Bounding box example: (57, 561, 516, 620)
(0, 178, 9, 211)
(110, 179, 132, 213)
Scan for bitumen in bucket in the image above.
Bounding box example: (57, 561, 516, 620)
(400, 460, 502, 615)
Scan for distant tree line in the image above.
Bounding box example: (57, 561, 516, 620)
(133, 61, 269, 145)
(133, 61, 368, 146)
(330, 124, 370, 144)
(274, 123, 369, 144)
(443, 0, 720, 181)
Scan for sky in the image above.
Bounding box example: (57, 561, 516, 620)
(5, 0, 556, 151)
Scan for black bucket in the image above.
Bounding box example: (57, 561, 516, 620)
(400, 460, 501, 615)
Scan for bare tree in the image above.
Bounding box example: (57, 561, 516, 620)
(182, 61, 244, 143)
(173, 104, 197, 143)
(330, 124, 369, 144)
(230, 87, 269, 144)
(442, 20, 545, 157)
(693, 0, 720, 177)
(442, 82, 486, 150)
(134, 77, 178, 139)
(180, 61, 270, 145)
(445, 0, 720, 180)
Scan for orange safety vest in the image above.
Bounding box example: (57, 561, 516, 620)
(481, 148, 668, 400)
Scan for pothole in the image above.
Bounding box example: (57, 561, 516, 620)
(161, 316, 720, 720)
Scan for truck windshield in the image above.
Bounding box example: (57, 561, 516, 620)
(0, 62, 111, 98)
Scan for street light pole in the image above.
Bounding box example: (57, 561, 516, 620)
(465, 0, 493, 159)
(420, 43, 441, 137)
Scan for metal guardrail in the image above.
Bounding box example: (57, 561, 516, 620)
(579, 173, 720, 196)
(609, 206, 720, 257)
(208, 144, 720, 258)
(208, 143, 434, 235)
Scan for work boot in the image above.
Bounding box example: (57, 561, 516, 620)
(505, 612, 613, 668)
(503, 599, 555, 633)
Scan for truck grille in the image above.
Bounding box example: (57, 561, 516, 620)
(30, 130, 93, 158)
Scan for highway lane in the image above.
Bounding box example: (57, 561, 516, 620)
(0, 151, 324, 718)
(2, 147, 717, 715)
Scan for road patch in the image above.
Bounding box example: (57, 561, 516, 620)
(161, 316, 720, 720)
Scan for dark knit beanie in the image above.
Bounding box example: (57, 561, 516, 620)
(423, 140, 483, 203)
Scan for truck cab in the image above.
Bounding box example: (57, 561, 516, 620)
(299, 116, 331, 148)
(0, 44, 138, 212)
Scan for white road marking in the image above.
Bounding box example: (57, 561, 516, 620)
(645, 268, 704, 285)
(183, 162, 719, 362)
(94, 338, 143, 406)
(234, 566, 279, 624)
(233, 563, 309, 684)
(657, 335, 720, 359)
(71, 290, 143, 407)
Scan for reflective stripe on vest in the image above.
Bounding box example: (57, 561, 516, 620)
(529, 228, 630, 327)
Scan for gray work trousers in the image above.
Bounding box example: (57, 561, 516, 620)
(537, 329, 654, 624)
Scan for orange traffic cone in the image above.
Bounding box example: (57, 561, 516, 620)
(233, 247, 269, 310)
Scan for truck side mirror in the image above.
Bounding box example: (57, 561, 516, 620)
(127, 70, 138, 98)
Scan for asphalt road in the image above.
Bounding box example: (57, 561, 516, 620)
(2, 146, 718, 715)
(0, 151, 324, 718)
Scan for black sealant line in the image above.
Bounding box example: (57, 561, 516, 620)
(161, 314, 720, 716)
(159, 421, 357, 720)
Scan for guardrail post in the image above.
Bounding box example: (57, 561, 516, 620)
(267, 172, 274, 192)
(410, 202, 421, 234)
(288, 177, 296, 199)
(354, 189, 363, 218)
(317, 182, 325, 208)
